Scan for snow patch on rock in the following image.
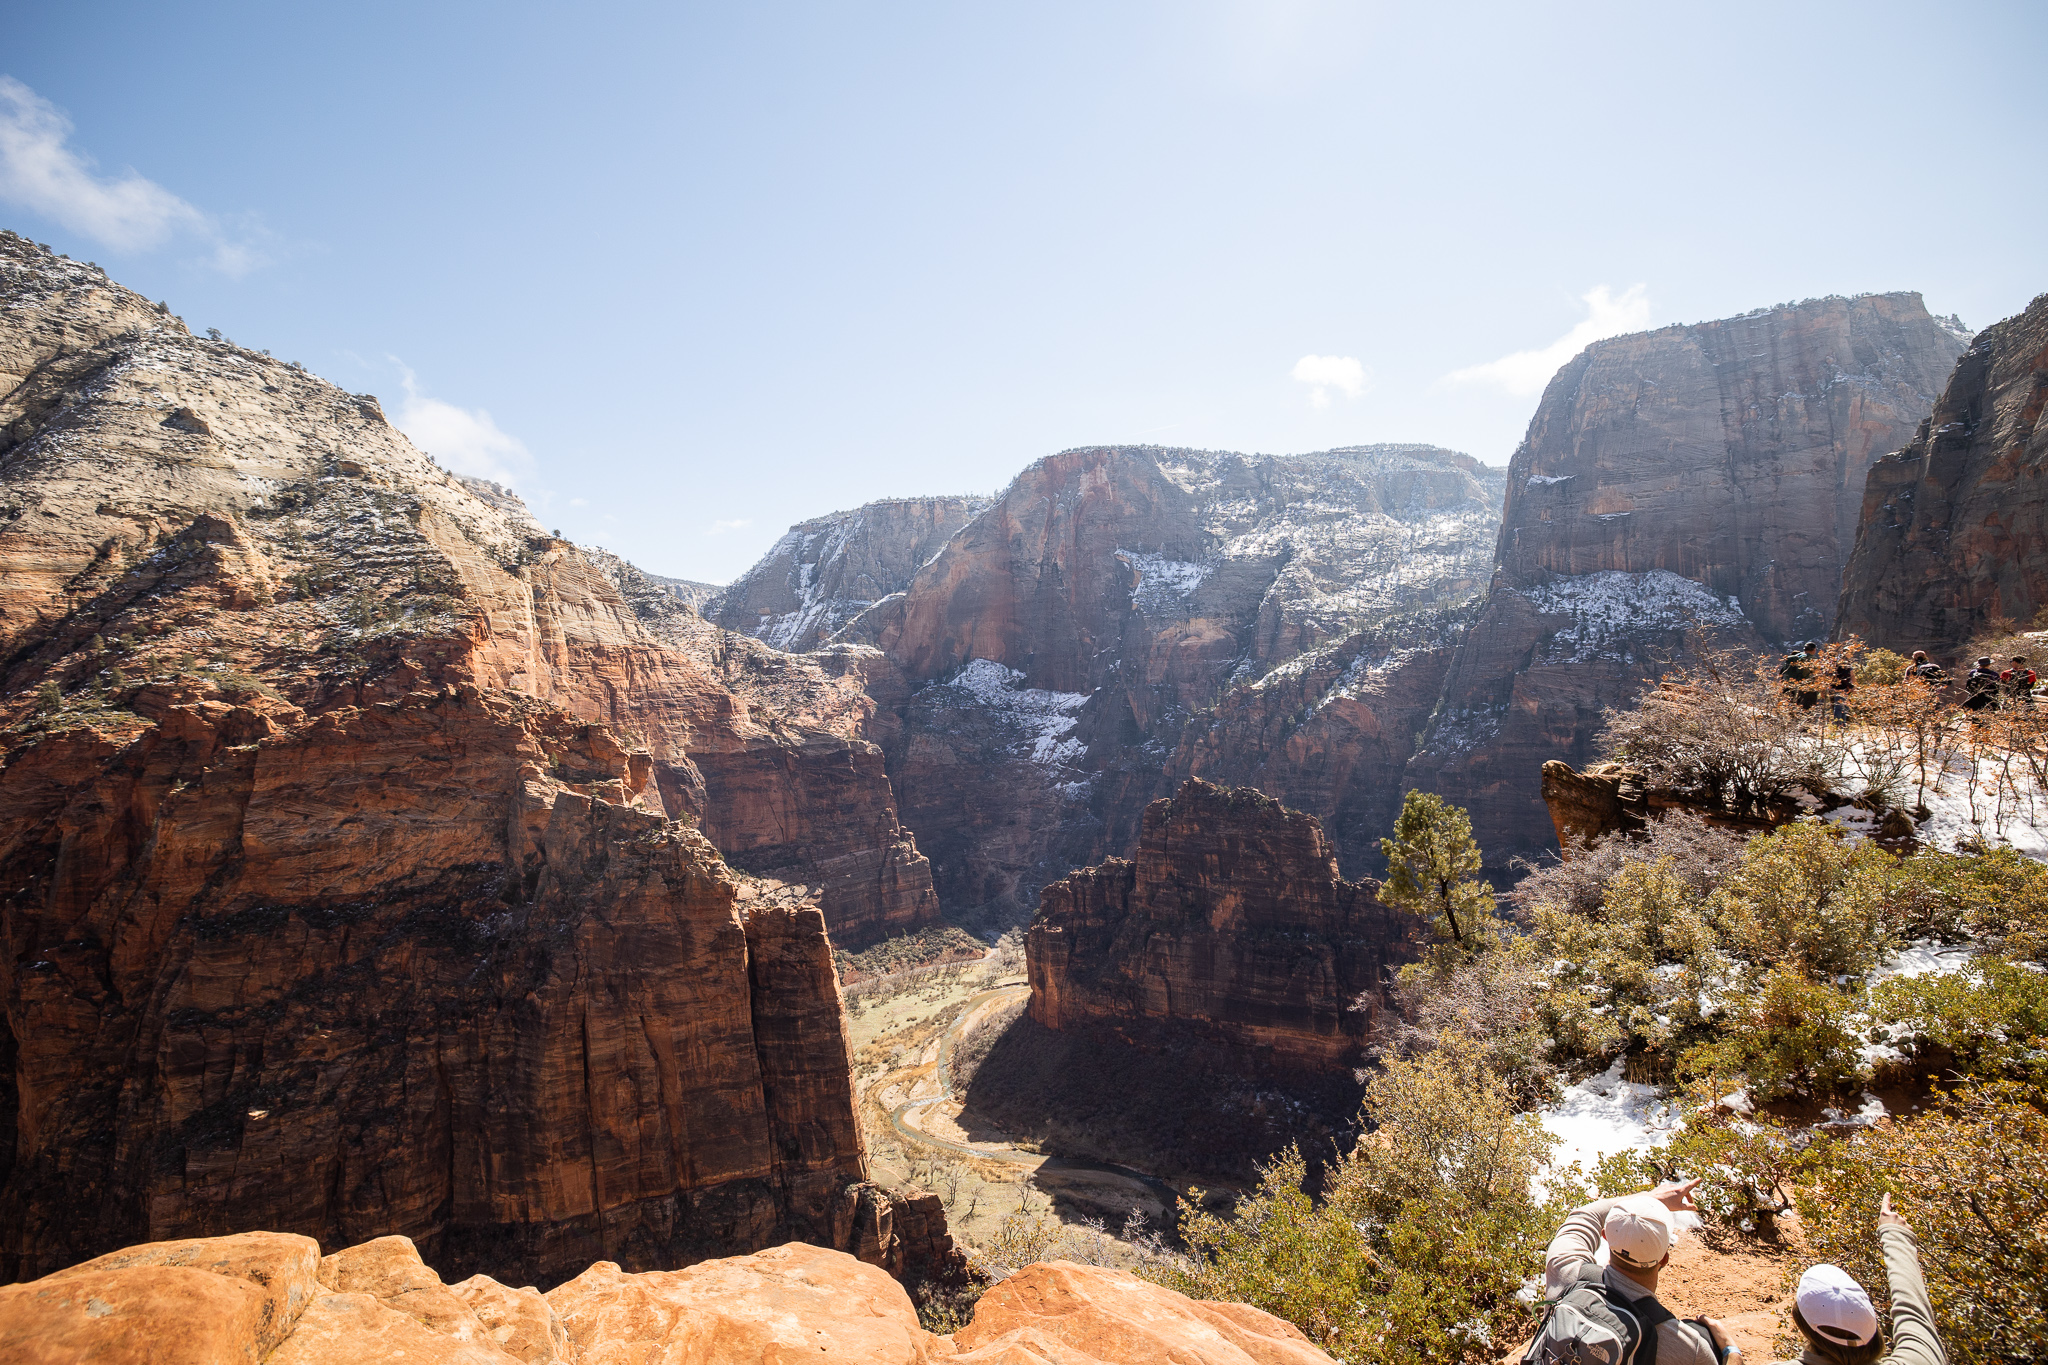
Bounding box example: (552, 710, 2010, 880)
(940, 660, 1090, 768)
(1117, 549, 1210, 617)
(1522, 570, 1749, 663)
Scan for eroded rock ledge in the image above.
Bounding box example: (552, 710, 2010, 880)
(1028, 777, 1414, 1069)
(0, 1231, 1332, 1365)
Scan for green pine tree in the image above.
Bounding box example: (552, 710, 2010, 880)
(1379, 789, 1496, 949)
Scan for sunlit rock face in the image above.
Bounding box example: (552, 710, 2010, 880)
(710, 496, 991, 652)
(0, 1234, 1334, 1365)
(1404, 293, 1967, 864)
(849, 442, 1505, 918)
(0, 233, 938, 1285)
(1837, 291, 2048, 657)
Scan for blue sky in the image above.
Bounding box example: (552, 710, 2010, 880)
(5, 2, 2044, 583)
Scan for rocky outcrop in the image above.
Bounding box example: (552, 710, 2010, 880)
(1837, 293, 2048, 656)
(0, 1233, 1333, 1364)
(1026, 779, 1411, 1070)
(1407, 293, 1966, 863)
(866, 444, 1504, 919)
(0, 234, 940, 1283)
(581, 549, 941, 947)
(712, 496, 990, 651)
(1162, 613, 1467, 870)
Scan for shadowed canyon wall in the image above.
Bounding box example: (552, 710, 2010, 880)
(1026, 778, 1410, 1067)
(1837, 292, 2048, 656)
(1405, 292, 1967, 862)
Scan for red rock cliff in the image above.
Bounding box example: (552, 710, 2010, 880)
(0, 234, 942, 1283)
(1406, 293, 1964, 863)
(1026, 779, 1412, 1071)
(1836, 292, 2048, 655)
(855, 444, 1501, 919)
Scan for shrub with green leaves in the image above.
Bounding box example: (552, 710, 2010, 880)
(1708, 819, 1898, 981)
(1880, 846, 2048, 962)
(1533, 856, 1725, 1074)
(1869, 959, 2048, 1087)
(1796, 1082, 2048, 1365)
(1160, 1039, 1572, 1365)
(1682, 964, 1868, 1101)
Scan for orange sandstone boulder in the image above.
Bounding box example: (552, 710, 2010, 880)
(0, 1231, 322, 1365)
(0, 1234, 1336, 1365)
(948, 1260, 1334, 1365)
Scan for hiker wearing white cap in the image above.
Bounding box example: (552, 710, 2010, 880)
(1536, 1179, 1727, 1364)
(1769, 1195, 1945, 1365)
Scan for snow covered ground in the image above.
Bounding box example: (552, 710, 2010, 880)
(1540, 1058, 1683, 1176)
(1820, 733, 2048, 859)
(1538, 938, 1980, 1177)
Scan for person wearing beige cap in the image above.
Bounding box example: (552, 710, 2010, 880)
(1541, 1178, 1728, 1364)
(1769, 1195, 1946, 1365)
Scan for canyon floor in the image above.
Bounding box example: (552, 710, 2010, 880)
(845, 953, 1185, 1267)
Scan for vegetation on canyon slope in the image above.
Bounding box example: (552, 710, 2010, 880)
(1146, 676, 2048, 1365)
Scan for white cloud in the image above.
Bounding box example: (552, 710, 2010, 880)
(392, 367, 536, 487)
(708, 519, 752, 535)
(1291, 353, 1370, 409)
(1445, 284, 1651, 396)
(0, 77, 263, 275)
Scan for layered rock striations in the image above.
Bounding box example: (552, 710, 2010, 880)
(1026, 779, 1410, 1069)
(1406, 293, 1966, 862)
(0, 234, 942, 1283)
(0, 1233, 1333, 1365)
(1837, 292, 2048, 655)
(958, 780, 1412, 1178)
(581, 547, 940, 947)
(711, 496, 991, 651)
(854, 444, 1504, 918)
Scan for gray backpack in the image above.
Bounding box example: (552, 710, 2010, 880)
(1524, 1264, 1674, 1365)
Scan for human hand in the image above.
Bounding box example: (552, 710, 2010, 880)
(1702, 1317, 1735, 1352)
(1651, 1178, 1700, 1214)
(1877, 1192, 1910, 1232)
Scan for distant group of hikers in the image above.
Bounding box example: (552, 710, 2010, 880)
(1529, 1181, 1943, 1365)
(1776, 640, 2038, 718)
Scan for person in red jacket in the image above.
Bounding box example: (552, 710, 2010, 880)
(2000, 655, 2036, 704)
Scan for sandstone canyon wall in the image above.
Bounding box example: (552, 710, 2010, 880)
(710, 495, 991, 651)
(957, 779, 1413, 1178)
(1025, 778, 1410, 1068)
(849, 443, 1504, 920)
(1406, 292, 1967, 863)
(0, 233, 942, 1285)
(1836, 292, 2048, 655)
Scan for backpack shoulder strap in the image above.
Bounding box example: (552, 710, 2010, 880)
(1600, 1282, 1676, 1365)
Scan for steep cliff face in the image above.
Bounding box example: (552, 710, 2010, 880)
(712, 496, 991, 651)
(0, 234, 937, 1283)
(1837, 293, 2048, 655)
(1025, 779, 1410, 1069)
(866, 444, 1504, 918)
(581, 549, 940, 948)
(1494, 293, 1967, 643)
(1405, 293, 1965, 863)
